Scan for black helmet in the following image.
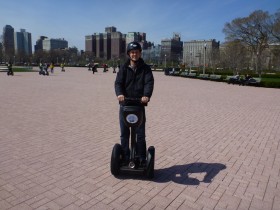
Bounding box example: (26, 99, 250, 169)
(127, 42, 142, 55)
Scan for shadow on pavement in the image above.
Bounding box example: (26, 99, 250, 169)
(154, 162, 226, 185)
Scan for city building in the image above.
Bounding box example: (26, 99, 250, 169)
(103, 33, 111, 60)
(34, 36, 48, 52)
(85, 26, 126, 60)
(14, 29, 32, 55)
(2, 25, 15, 57)
(105, 26, 116, 33)
(161, 33, 183, 64)
(183, 39, 220, 67)
(110, 31, 126, 59)
(42, 38, 68, 51)
(126, 32, 148, 50)
(85, 27, 154, 61)
(95, 33, 104, 58)
(85, 34, 96, 55)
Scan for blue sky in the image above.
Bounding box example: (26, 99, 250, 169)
(1, 0, 279, 51)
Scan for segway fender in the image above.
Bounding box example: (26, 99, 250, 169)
(110, 143, 122, 176)
(146, 146, 155, 179)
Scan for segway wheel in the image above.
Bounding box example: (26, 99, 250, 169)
(111, 143, 122, 176)
(146, 146, 155, 179)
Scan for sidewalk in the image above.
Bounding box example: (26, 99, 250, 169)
(0, 67, 279, 210)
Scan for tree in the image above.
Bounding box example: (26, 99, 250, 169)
(0, 43, 3, 62)
(223, 10, 271, 77)
(268, 9, 280, 42)
(220, 40, 248, 74)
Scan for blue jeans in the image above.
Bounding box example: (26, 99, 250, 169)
(119, 105, 146, 160)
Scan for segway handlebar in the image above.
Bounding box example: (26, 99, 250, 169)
(125, 97, 141, 102)
(121, 97, 147, 105)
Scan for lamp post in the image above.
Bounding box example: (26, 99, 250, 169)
(203, 43, 207, 75)
(190, 51, 192, 71)
(256, 51, 260, 77)
(165, 54, 167, 68)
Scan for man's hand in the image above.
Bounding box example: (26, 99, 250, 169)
(141, 96, 149, 103)
(117, 95, 125, 102)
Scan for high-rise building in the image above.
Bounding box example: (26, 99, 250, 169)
(183, 39, 220, 67)
(111, 31, 125, 59)
(95, 33, 104, 58)
(2, 25, 15, 57)
(126, 32, 148, 50)
(161, 33, 183, 63)
(85, 26, 126, 60)
(42, 38, 68, 51)
(85, 27, 152, 60)
(85, 34, 96, 54)
(105, 26, 116, 33)
(103, 33, 111, 60)
(14, 29, 32, 55)
(34, 36, 48, 52)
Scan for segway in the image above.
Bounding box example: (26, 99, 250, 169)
(7, 64, 14, 76)
(110, 98, 155, 179)
(39, 66, 49, 76)
(7, 70, 14, 76)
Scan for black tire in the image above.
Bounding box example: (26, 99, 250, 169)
(111, 143, 122, 176)
(146, 146, 155, 179)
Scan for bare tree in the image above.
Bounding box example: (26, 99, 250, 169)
(268, 9, 280, 42)
(223, 10, 272, 77)
(220, 40, 248, 74)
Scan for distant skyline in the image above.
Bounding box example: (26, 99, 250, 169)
(1, 0, 279, 51)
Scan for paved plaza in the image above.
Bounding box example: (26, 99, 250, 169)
(0, 67, 280, 210)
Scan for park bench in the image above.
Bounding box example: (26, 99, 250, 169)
(224, 75, 233, 81)
(180, 71, 197, 78)
(198, 74, 209, 79)
(209, 74, 222, 81)
(187, 72, 197, 77)
(182, 72, 197, 78)
(243, 77, 262, 86)
(225, 76, 241, 85)
(0, 65, 8, 72)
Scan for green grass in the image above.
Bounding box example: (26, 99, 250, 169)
(13, 67, 35, 72)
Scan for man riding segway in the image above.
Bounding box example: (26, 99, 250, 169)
(112, 41, 155, 178)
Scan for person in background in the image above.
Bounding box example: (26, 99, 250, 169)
(7, 61, 13, 75)
(50, 62, 54, 73)
(61, 63, 65, 72)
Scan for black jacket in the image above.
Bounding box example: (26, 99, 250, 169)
(115, 58, 154, 100)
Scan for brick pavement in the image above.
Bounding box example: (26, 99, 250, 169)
(0, 67, 279, 210)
